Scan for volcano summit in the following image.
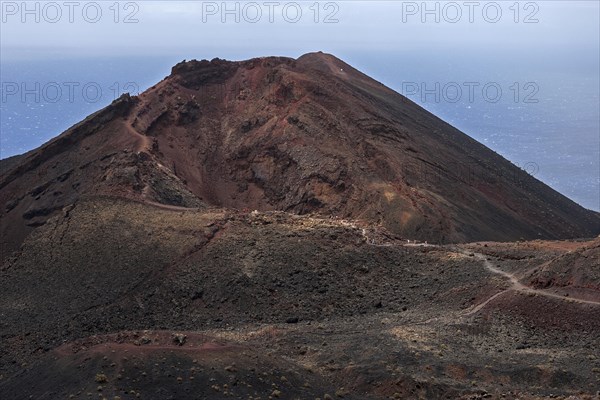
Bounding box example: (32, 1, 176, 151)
(1, 52, 599, 257)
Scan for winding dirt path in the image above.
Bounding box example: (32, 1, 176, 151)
(123, 121, 152, 152)
(141, 200, 202, 212)
(462, 252, 600, 316)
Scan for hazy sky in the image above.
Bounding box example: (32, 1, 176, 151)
(1, 1, 598, 61)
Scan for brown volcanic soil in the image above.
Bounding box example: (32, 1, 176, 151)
(1, 52, 600, 399)
(464, 240, 600, 303)
(2, 331, 363, 400)
(1, 52, 599, 265)
(1, 197, 599, 399)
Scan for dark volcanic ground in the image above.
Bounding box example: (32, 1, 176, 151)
(0, 197, 598, 399)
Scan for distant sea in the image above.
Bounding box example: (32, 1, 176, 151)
(1, 53, 598, 212)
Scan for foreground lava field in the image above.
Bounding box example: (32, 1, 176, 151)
(0, 197, 598, 399)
